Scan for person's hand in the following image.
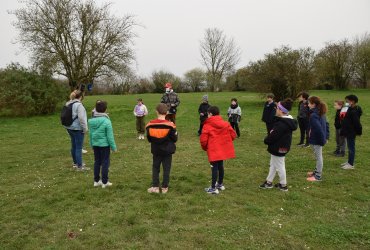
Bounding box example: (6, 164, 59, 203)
(171, 104, 176, 107)
(200, 113, 204, 116)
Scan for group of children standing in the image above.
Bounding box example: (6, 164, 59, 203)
(64, 88, 362, 194)
(260, 92, 362, 191)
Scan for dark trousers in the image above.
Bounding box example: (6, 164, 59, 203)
(230, 122, 240, 137)
(166, 114, 176, 124)
(265, 122, 274, 134)
(67, 129, 84, 167)
(335, 129, 346, 153)
(198, 120, 206, 135)
(298, 118, 309, 144)
(152, 154, 172, 188)
(136, 116, 145, 134)
(211, 160, 224, 189)
(347, 136, 356, 166)
(93, 146, 110, 184)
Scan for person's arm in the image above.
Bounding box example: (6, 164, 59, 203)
(169, 128, 178, 142)
(352, 112, 362, 136)
(106, 120, 117, 151)
(160, 94, 166, 104)
(311, 114, 325, 145)
(227, 107, 231, 117)
(237, 107, 242, 116)
(200, 127, 209, 151)
(88, 120, 93, 148)
(77, 104, 88, 133)
(146, 126, 152, 142)
(174, 94, 180, 107)
(133, 105, 137, 116)
(264, 124, 283, 145)
(326, 121, 330, 140)
(144, 105, 148, 116)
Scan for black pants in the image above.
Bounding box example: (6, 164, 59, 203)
(93, 146, 110, 184)
(152, 154, 172, 188)
(211, 160, 224, 189)
(265, 122, 274, 134)
(230, 122, 240, 137)
(198, 120, 206, 135)
(298, 118, 309, 144)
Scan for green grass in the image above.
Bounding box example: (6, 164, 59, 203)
(0, 90, 369, 249)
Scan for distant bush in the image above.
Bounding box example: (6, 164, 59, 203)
(0, 63, 68, 117)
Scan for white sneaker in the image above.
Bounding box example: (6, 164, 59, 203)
(341, 162, 348, 167)
(342, 163, 354, 169)
(82, 149, 88, 154)
(102, 182, 113, 188)
(94, 180, 102, 187)
(77, 166, 90, 171)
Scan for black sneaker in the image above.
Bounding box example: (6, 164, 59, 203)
(297, 143, 305, 146)
(274, 183, 288, 192)
(333, 150, 339, 155)
(259, 181, 273, 189)
(303, 144, 310, 148)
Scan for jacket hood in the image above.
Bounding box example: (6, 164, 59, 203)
(89, 116, 109, 129)
(205, 115, 229, 129)
(277, 115, 298, 131)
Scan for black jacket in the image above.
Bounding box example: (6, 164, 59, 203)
(298, 100, 310, 120)
(198, 102, 211, 122)
(340, 106, 362, 138)
(262, 101, 276, 124)
(146, 120, 178, 155)
(334, 109, 342, 129)
(264, 115, 298, 157)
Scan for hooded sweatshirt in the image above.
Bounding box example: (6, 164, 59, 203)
(264, 115, 298, 157)
(200, 115, 237, 162)
(198, 102, 211, 122)
(308, 108, 330, 146)
(64, 99, 88, 133)
(88, 112, 117, 151)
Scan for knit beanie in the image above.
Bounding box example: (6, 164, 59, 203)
(202, 95, 208, 102)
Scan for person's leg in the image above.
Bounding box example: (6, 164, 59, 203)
(304, 119, 310, 145)
(235, 122, 240, 137)
(340, 135, 346, 154)
(210, 161, 219, 189)
(347, 136, 356, 166)
(275, 156, 287, 185)
(136, 117, 141, 137)
(140, 116, 145, 134)
(335, 129, 341, 152)
(67, 130, 77, 164)
(266, 155, 277, 183)
(198, 121, 204, 135)
(162, 154, 172, 188)
(217, 161, 224, 185)
(230, 122, 235, 131)
(101, 146, 111, 184)
(152, 155, 161, 187)
(73, 130, 84, 167)
(93, 147, 102, 182)
(313, 145, 323, 178)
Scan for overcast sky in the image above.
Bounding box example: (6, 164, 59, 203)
(1, 0, 370, 77)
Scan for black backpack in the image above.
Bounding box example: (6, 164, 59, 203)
(61, 102, 78, 126)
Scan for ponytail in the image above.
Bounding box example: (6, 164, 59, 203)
(308, 96, 327, 116)
(69, 90, 83, 100)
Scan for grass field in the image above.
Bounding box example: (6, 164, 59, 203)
(0, 90, 369, 249)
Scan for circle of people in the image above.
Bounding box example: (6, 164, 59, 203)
(62, 83, 363, 194)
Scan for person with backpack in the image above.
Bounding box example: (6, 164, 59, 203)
(62, 90, 89, 171)
(160, 82, 180, 124)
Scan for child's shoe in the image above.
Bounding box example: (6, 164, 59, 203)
(205, 187, 219, 194)
(77, 166, 90, 171)
(147, 187, 160, 193)
(274, 183, 288, 192)
(215, 183, 225, 191)
(307, 175, 322, 182)
(341, 163, 354, 169)
(297, 142, 305, 146)
(340, 162, 348, 167)
(259, 181, 273, 189)
(82, 149, 88, 154)
(102, 182, 113, 188)
(94, 180, 102, 187)
(303, 144, 310, 148)
(161, 187, 169, 194)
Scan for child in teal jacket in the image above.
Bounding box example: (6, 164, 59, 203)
(88, 100, 117, 188)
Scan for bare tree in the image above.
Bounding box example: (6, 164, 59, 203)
(200, 28, 241, 91)
(353, 33, 370, 88)
(12, 0, 137, 90)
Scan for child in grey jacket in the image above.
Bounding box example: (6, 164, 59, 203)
(227, 98, 242, 137)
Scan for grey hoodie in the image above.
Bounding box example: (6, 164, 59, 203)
(64, 99, 88, 133)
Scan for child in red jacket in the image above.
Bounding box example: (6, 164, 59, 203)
(200, 106, 237, 194)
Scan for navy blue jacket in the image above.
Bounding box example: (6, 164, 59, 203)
(308, 108, 330, 146)
(262, 101, 276, 124)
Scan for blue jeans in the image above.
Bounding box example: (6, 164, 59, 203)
(67, 129, 84, 167)
(93, 146, 111, 184)
(211, 160, 224, 188)
(347, 136, 356, 166)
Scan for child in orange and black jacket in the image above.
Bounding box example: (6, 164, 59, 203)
(146, 103, 178, 194)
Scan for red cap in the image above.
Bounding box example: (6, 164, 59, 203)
(165, 82, 172, 88)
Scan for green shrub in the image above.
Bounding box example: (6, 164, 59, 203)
(0, 63, 68, 117)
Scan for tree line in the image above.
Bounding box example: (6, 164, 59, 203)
(6, 0, 370, 102)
